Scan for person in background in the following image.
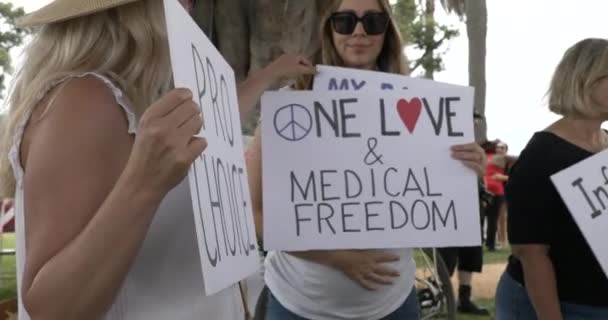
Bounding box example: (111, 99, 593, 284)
(437, 112, 492, 316)
(494, 141, 510, 249)
(438, 175, 492, 316)
(495, 38, 608, 320)
(482, 140, 507, 251)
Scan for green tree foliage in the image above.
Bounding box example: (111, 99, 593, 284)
(0, 2, 27, 98)
(393, 0, 459, 79)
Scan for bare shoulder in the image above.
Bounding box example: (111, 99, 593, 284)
(36, 75, 129, 127)
(23, 75, 133, 167)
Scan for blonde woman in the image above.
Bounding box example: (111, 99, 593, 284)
(495, 38, 608, 319)
(0, 0, 271, 318)
(246, 0, 487, 318)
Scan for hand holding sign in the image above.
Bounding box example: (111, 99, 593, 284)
(451, 143, 487, 177)
(127, 88, 206, 194)
(264, 53, 316, 85)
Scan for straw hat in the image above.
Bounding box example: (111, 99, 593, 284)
(17, 0, 141, 28)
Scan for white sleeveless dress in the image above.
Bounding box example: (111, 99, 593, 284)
(9, 72, 245, 320)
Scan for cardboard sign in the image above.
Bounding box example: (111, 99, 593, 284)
(261, 84, 480, 251)
(551, 150, 608, 277)
(164, 0, 259, 295)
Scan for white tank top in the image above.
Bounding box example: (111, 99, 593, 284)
(265, 248, 416, 319)
(9, 72, 244, 320)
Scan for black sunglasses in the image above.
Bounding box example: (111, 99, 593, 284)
(330, 11, 390, 36)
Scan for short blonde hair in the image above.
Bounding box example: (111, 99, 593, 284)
(548, 38, 608, 117)
(0, 0, 172, 197)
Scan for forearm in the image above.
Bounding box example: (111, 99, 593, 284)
(237, 68, 276, 123)
(252, 206, 263, 241)
(520, 255, 563, 320)
(23, 174, 163, 320)
(493, 174, 509, 181)
(247, 127, 264, 242)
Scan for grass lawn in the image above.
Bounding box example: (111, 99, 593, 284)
(0, 233, 16, 302)
(482, 246, 511, 265)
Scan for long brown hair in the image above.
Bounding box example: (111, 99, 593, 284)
(296, 0, 409, 89)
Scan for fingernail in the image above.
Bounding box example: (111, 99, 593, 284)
(179, 88, 193, 99)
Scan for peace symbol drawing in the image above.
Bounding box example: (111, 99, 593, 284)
(273, 104, 313, 142)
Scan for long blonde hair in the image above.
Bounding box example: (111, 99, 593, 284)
(0, 0, 172, 197)
(297, 0, 409, 89)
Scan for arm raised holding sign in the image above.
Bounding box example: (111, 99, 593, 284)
(238, 53, 316, 116)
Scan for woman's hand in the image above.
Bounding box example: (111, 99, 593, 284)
(329, 250, 401, 291)
(451, 142, 486, 177)
(125, 88, 207, 197)
(263, 53, 316, 86)
(237, 53, 316, 120)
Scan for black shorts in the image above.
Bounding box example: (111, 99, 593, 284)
(438, 246, 483, 275)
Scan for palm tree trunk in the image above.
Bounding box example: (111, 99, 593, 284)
(464, 0, 487, 142)
(423, 0, 436, 79)
(193, 0, 250, 81)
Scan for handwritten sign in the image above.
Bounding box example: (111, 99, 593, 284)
(164, 0, 259, 295)
(261, 84, 480, 251)
(551, 150, 608, 277)
(313, 65, 456, 92)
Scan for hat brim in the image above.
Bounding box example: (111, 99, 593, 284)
(17, 0, 141, 28)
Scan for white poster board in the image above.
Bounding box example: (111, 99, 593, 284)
(313, 65, 455, 92)
(261, 83, 480, 251)
(551, 150, 608, 277)
(164, 0, 259, 295)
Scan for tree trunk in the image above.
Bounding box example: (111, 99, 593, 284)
(465, 0, 487, 142)
(193, 0, 321, 133)
(193, 0, 250, 81)
(194, 0, 320, 80)
(423, 0, 436, 79)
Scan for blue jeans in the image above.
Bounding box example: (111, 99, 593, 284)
(495, 271, 608, 320)
(265, 287, 420, 320)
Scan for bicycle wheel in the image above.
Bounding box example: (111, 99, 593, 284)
(415, 248, 457, 320)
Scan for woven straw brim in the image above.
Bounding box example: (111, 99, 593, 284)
(17, 0, 141, 28)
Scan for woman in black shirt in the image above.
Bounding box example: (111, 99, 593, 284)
(495, 38, 608, 320)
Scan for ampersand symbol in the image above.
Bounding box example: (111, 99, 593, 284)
(364, 137, 384, 166)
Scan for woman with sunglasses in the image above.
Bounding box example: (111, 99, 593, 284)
(245, 0, 486, 319)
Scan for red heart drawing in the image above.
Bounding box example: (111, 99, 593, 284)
(397, 98, 422, 133)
